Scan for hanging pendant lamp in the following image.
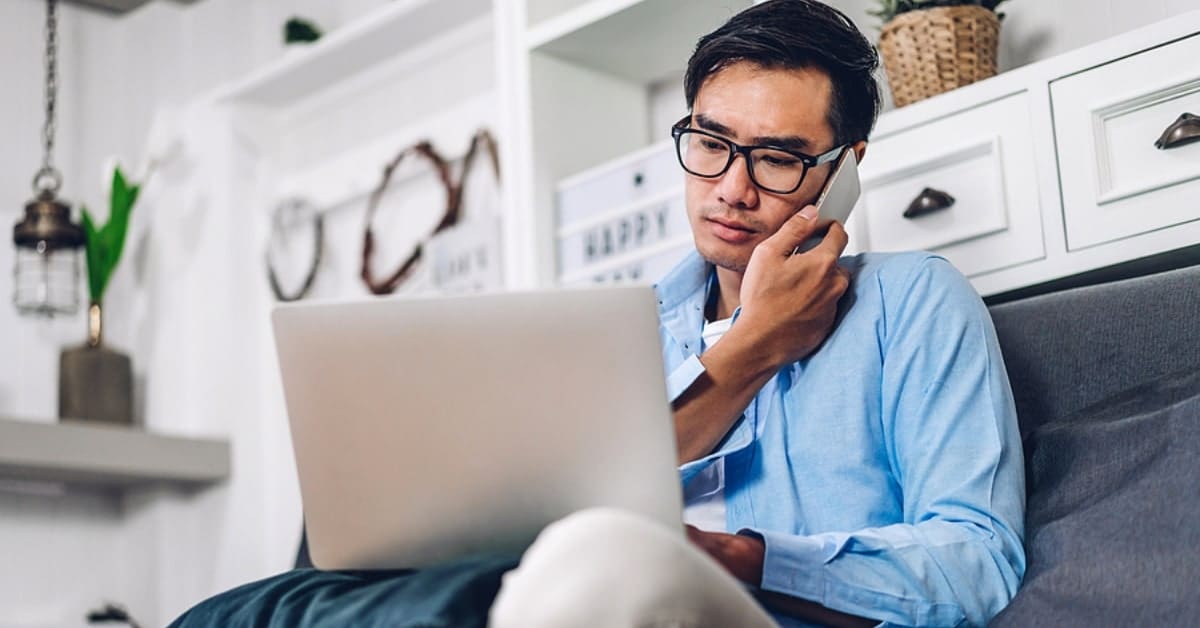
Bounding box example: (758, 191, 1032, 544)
(12, 0, 84, 318)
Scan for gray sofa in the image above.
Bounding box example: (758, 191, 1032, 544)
(987, 263, 1200, 626)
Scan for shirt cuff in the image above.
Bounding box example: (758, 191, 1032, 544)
(745, 528, 962, 627)
(742, 527, 834, 603)
(666, 353, 706, 402)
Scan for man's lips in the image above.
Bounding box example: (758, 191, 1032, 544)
(706, 217, 758, 243)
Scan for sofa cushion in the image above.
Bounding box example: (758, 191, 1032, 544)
(989, 368, 1200, 626)
(988, 264, 1200, 438)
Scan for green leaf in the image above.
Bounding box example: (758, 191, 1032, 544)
(871, 0, 1008, 24)
(82, 164, 143, 303)
(104, 166, 136, 293)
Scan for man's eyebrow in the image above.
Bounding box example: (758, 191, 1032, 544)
(693, 114, 814, 152)
(693, 114, 736, 137)
(751, 134, 813, 153)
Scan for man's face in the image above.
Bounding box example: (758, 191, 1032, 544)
(684, 61, 839, 273)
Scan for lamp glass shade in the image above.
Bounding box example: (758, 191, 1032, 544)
(12, 193, 85, 317)
(13, 243, 82, 317)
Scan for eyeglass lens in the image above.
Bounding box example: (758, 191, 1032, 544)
(676, 131, 807, 193)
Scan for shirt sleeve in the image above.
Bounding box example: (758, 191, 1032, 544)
(742, 256, 1026, 627)
(666, 354, 707, 403)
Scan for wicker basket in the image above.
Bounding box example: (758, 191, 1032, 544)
(879, 5, 1000, 107)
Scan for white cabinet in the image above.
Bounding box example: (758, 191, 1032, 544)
(847, 10, 1200, 296)
(1051, 32, 1200, 251)
(856, 91, 1044, 278)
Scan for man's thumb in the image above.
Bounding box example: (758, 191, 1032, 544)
(763, 205, 820, 253)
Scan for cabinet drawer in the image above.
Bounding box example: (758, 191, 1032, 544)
(556, 192, 691, 276)
(556, 140, 681, 228)
(1051, 33, 1200, 250)
(857, 91, 1044, 277)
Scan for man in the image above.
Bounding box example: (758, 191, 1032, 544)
(175, 1, 1023, 626)
(494, 1, 1024, 626)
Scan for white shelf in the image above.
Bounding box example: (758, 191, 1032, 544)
(213, 0, 491, 107)
(526, 0, 748, 84)
(525, 0, 644, 48)
(0, 418, 231, 491)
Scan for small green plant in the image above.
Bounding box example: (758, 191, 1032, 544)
(284, 17, 323, 44)
(81, 164, 141, 304)
(869, 0, 1009, 25)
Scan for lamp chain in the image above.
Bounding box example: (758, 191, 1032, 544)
(35, 0, 61, 195)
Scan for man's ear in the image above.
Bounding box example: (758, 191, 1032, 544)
(851, 140, 868, 165)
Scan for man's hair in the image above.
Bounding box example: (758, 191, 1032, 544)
(684, 0, 882, 146)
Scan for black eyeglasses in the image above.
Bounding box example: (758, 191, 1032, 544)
(670, 116, 845, 195)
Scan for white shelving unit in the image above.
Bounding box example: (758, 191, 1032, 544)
(205, 0, 504, 300)
(525, 0, 740, 83)
(503, 1, 1200, 294)
(499, 0, 754, 287)
(194, 0, 1200, 294)
(213, 0, 491, 108)
(212, 0, 497, 183)
(0, 418, 230, 491)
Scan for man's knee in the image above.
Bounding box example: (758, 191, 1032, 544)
(534, 507, 680, 559)
(490, 508, 705, 628)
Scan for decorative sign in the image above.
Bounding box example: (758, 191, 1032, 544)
(428, 215, 503, 294)
(584, 205, 670, 263)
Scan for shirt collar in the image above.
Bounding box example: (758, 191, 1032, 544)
(654, 250, 714, 355)
(654, 249, 710, 313)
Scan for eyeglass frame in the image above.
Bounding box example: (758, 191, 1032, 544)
(670, 115, 846, 195)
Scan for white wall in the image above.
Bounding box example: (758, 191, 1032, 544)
(998, 0, 1200, 70)
(0, 0, 1196, 625)
(0, 1, 390, 626)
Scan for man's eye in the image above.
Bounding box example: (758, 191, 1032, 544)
(699, 138, 726, 152)
(760, 154, 800, 168)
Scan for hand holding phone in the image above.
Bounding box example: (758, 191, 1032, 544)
(792, 148, 861, 255)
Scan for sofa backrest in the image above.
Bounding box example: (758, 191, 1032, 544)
(987, 263, 1200, 438)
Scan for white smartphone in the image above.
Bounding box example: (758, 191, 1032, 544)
(814, 147, 861, 224)
(794, 148, 861, 254)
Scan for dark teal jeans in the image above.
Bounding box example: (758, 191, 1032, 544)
(169, 554, 520, 628)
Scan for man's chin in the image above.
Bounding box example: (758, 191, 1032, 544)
(696, 243, 750, 274)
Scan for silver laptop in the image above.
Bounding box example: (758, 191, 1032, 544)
(272, 285, 683, 570)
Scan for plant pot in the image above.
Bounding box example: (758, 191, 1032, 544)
(58, 302, 133, 425)
(878, 5, 1000, 107)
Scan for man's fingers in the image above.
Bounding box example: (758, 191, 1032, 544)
(762, 205, 822, 255)
(810, 220, 849, 258)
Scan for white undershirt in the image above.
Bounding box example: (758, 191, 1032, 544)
(681, 316, 733, 532)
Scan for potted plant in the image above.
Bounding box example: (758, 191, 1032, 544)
(59, 164, 142, 425)
(871, 0, 1010, 107)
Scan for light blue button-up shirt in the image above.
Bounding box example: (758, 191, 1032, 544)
(656, 250, 1026, 627)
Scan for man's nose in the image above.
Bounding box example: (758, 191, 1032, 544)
(715, 153, 758, 210)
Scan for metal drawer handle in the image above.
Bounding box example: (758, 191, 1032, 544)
(903, 187, 956, 219)
(1155, 113, 1200, 150)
